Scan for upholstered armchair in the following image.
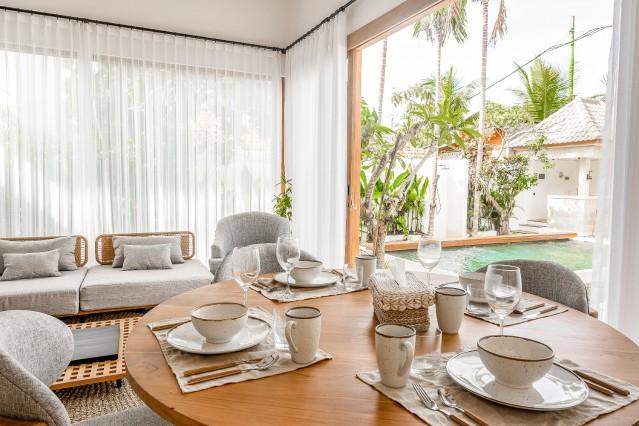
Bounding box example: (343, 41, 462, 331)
(214, 243, 319, 282)
(0, 310, 169, 426)
(209, 212, 291, 276)
(476, 259, 591, 314)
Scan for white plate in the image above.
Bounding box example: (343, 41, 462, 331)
(274, 271, 339, 288)
(446, 350, 589, 411)
(166, 317, 271, 355)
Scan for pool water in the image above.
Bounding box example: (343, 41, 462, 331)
(393, 240, 593, 274)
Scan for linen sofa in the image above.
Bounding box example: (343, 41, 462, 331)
(0, 232, 213, 316)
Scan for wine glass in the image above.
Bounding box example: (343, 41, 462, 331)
(484, 264, 522, 335)
(232, 246, 260, 307)
(417, 238, 441, 286)
(276, 234, 300, 299)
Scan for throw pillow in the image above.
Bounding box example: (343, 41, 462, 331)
(112, 235, 184, 268)
(1, 249, 62, 281)
(121, 244, 174, 271)
(0, 236, 77, 274)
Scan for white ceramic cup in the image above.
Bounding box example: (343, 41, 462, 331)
(285, 306, 321, 364)
(355, 255, 377, 287)
(435, 287, 468, 334)
(375, 324, 416, 388)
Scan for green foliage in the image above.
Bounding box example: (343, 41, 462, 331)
(484, 101, 533, 134)
(413, 0, 469, 46)
(361, 100, 394, 167)
(512, 59, 571, 123)
(272, 176, 292, 221)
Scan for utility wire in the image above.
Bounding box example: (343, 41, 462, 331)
(469, 24, 612, 99)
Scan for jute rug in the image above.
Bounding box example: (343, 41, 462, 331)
(56, 310, 147, 423)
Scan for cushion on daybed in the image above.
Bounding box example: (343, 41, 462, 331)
(80, 259, 213, 311)
(0, 268, 87, 316)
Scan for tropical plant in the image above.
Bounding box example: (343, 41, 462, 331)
(361, 67, 478, 266)
(470, 0, 508, 236)
(477, 136, 552, 234)
(512, 58, 571, 123)
(413, 0, 468, 237)
(272, 176, 292, 221)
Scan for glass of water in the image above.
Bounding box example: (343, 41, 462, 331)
(417, 238, 441, 286)
(411, 328, 442, 375)
(484, 264, 522, 335)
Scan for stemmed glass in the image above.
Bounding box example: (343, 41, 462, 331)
(276, 234, 300, 299)
(417, 237, 442, 286)
(484, 264, 522, 335)
(232, 246, 260, 307)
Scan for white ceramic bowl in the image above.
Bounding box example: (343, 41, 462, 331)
(191, 302, 248, 343)
(477, 335, 555, 389)
(290, 260, 323, 282)
(459, 272, 487, 303)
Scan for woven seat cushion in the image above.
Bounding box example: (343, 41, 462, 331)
(0, 268, 87, 316)
(80, 259, 213, 311)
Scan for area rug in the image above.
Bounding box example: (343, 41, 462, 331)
(56, 310, 148, 422)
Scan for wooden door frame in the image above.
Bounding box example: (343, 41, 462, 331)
(344, 0, 450, 263)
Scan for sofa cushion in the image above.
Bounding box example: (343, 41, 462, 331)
(112, 235, 184, 267)
(122, 244, 173, 271)
(0, 268, 86, 316)
(1, 250, 62, 281)
(80, 259, 213, 311)
(0, 236, 77, 273)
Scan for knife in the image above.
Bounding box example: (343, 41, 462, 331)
(513, 302, 545, 315)
(521, 305, 558, 320)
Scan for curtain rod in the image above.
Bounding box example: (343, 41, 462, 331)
(285, 0, 358, 51)
(0, 5, 286, 53)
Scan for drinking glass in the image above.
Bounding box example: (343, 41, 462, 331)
(417, 238, 442, 286)
(232, 246, 260, 307)
(342, 263, 363, 291)
(276, 234, 301, 299)
(484, 264, 522, 335)
(411, 328, 442, 375)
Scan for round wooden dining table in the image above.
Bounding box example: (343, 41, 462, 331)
(125, 279, 639, 425)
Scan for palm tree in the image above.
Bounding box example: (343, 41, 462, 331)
(512, 59, 570, 122)
(470, 0, 508, 236)
(413, 0, 468, 237)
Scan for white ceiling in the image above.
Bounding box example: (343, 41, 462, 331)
(1, 0, 405, 48)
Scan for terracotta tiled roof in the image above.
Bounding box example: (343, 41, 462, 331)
(507, 97, 605, 148)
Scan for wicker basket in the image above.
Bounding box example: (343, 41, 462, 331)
(370, 271, 435, 331)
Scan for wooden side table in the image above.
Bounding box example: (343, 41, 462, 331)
(51, 317, 140, 390)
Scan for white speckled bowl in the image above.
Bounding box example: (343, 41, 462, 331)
(478, 335, 555, 389)
(191, 302, 248, 343)
(290, 260, 323, 283)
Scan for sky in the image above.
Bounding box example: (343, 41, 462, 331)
(361, 0, 614, 126)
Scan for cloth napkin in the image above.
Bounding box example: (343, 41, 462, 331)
(252, 275, 369, 302)
(464, 299, 569, 326)
(147, 307, 332, 393)
(357, 352, 639, 425)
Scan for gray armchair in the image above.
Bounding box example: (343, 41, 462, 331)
(476, 259, 590, 314)
(214, 243, 319, 282)
(209, 212, 291, 275)
(0, 310, 169, 426)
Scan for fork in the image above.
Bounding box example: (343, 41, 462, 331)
(412, 383, 472, 426)
(186, 353, 280, 385)
(438, 389, 490, 426)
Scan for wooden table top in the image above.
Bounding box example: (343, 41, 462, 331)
(125, 280, 639, 425)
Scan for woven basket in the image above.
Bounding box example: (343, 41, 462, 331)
(370, 271, 435, 331)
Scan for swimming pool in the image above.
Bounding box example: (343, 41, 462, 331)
(392, 239, 593, 274)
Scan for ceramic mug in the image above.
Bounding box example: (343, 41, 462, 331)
(355, 255, 377, 287)
(285, 306, 321, 364)
(435, 287, 468, 334)
(375, 324, 416, 388)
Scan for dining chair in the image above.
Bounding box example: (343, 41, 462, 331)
(476, 259, 591, 314)
(213, 243, 319, 282)
(0, 310, 170, 426)
(209, 212, 291, 276)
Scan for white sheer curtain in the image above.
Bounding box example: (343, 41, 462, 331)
(284, 13, 347, 267)
(591, 0, 639, 343)
(0, 10, 282, 260)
